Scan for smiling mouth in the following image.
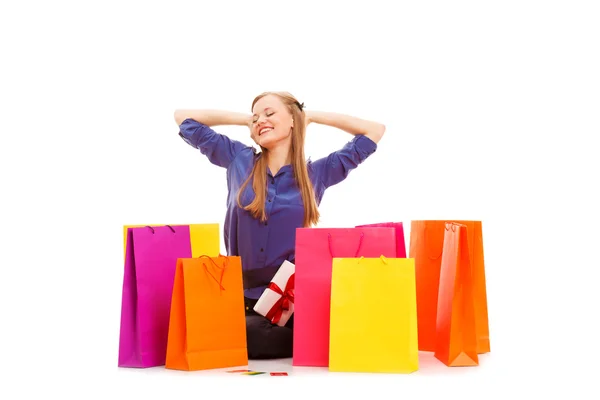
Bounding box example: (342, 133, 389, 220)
(259, 127, 273, 136)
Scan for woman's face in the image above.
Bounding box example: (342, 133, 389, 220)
(250, 94, 293, 150)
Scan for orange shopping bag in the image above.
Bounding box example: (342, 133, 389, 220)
(409, 220, 490, 353)
(165, 255, 248, 371)
(435, 222, 478, 366)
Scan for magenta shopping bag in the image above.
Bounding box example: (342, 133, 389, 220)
(356, 222, 407, 258)
(118, 225, 192, 368)
(293, 227, 397, 367)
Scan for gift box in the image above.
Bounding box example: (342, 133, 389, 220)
(253, 260, 295, 326)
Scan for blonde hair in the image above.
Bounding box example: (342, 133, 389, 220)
(236, 91, 320, 227)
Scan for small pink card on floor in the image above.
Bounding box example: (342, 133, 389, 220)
(270, 372, 288, 376)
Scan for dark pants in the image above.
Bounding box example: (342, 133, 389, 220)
(244, 297, 294, 359)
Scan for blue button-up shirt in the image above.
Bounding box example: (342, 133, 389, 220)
(179, 119, 377, 299)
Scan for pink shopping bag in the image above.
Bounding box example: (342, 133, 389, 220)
(118, 225, 192, 368)
(356, 222, 407, 258)
(293, 227, 397, 367)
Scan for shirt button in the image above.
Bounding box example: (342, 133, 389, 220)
(268, 199, 272, 202)
(260, 248, 264, 252)
(264, 221, 268, 226)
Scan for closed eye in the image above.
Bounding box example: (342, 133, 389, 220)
(252, 111, 275, 124)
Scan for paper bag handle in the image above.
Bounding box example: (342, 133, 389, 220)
(328, 232, 365, 258)
(144, 225, 176, 234)
(198, 254, 227, 292)
(357, 255, 389, 264)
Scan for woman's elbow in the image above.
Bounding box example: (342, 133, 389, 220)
(367, 123, 386, 144)
(174, 110, 187, 126)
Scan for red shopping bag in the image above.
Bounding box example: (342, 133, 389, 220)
(293, 227, 397, 367)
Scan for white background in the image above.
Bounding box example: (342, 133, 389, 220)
(1, 0, 599, 398)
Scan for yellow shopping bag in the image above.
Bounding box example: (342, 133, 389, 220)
(329, 255, 419, 374)
(123, 223, 220, 258)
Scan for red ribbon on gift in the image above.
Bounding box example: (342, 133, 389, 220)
(265, 273, 295, 325)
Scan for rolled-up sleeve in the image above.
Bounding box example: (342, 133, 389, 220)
(179, 118, 249, 169)
(311, 134, 378, 189)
